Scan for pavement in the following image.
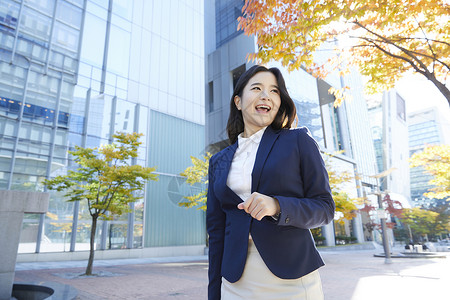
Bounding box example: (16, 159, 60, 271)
(13, 245, 450, 300)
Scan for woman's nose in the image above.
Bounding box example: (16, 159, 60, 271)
(260, 90, 269, 99)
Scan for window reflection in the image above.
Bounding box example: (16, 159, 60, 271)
(20, 6, 52, 42)
(107, 25, 130, 77)
(115, 99, 135, 133)
(56, 1, 82, 29)
(80, 13, 106, 67)
(18, 214, 40, 254)
(52, 21, 80, 53)
(86, 94, 112, 140)
(0, 0, 20, 31)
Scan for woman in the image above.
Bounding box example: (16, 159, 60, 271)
(206, 65, 335, 300)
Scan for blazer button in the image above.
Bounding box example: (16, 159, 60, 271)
(285, 217, 290, 224)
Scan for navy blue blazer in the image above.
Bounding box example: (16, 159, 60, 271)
(206, 126, 335, 300)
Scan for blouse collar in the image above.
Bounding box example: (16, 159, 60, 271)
(237, 126, 267, 147)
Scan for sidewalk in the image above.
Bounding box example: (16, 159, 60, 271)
(14, 247, 449, 300)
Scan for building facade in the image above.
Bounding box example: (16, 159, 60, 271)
(368, 90, 411, 203)
(1, 0, 207, 258)
(408, 107, 450, 207)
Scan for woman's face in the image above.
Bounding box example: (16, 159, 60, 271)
(234, 71, 281, 137)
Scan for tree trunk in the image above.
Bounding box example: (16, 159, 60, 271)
(427, 76, 450, 107)
(85, 215, 98, 275)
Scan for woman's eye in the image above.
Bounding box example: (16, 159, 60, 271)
(272, 89, 279, 94)
(251, 87, 261, 91)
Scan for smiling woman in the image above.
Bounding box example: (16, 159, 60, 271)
(207, 65, 335, 300)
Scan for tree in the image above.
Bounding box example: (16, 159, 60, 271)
(359, 193, 402, 233)
(238, 0, 450, 106)
(44, 132, 158, 275)
(401, 207, 444, 242)
(324, 152, 362, 223)
(179, 153, 212, 211)
(410, 144, 450, 200)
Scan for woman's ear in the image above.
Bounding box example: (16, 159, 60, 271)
(234, 96, 241, 110)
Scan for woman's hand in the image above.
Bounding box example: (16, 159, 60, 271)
(237, 192, 280, 221)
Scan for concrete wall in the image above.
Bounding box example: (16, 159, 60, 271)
(0, 191, 49, 300)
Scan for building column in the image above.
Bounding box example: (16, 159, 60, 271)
(352, 212, 365, 243)
(322, 222, 335, 247)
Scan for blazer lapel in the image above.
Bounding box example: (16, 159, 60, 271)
(214, 142, 242, 203)
(251, 127, 280, 193)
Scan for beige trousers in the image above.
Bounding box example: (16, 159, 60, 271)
(221, 239, 324, 300)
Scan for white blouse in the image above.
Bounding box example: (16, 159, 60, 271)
(226, 127, 267, 201)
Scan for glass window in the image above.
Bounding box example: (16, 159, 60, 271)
(168, 44, 177, 95)
(111, 12, 131, 32)
(0, 33, 14, 51)
(152, 0, 162, 35)
(170, 1, 179, 45)
(55, 128, 68, 145)
(53, 144, 68, 158)
(90, 0, 109, 9)
(87, 94, 112, 140)
(13, 156, 49, 182)
(137, 28, 150, 84)
(176, 50, 186, 99)
(85, 135, 101, 148)
(18, 214, 40, 253)
(56, 1, 82, 29)
(80, 13, 106, 67)
(215, 0, 243, 47)
(132, 0, 143, 26)
(16, 39, 34, 59)
(113, 0, 132, 21)
(138, 105, 148, 148)
(107, 25, 130, 77)
(159, 39, 169, 92)
(24, 0, 54, 15)
(52, 21, 80, 53)
(157, 90, 168, 113)
(20, 6, 52, 41)
(49, 51, 64, 69)
(160, 0, 170, 40)
(115, 99, 135, 134)
(0, 152, 13, 172)
(30, 43, 47, 62)
(0, 0, 20, 30)
(185, 7, 193, 52)
(149, 34, 161, 89)
(133, 224, 143, 248)
(65, 0, 84, 7)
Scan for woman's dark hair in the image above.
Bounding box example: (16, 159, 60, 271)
(226, 65, 297, 144)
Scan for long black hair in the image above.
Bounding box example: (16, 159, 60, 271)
(226, 65, 297, 144)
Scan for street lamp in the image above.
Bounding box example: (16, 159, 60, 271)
(370, 168, 396, 264)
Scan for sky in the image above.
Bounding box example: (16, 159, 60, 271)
(396, 74, 450, 116)
(395, 74, 450, 144)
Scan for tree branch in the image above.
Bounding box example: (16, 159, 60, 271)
(353, 21, 438, 74)
(353, 35, 450, 72)
(358, 36, 426, 76)
(414, 16, 437, 74)
(388, 36, 450, 48)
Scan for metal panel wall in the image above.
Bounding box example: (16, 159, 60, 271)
(144, 110, 206, 247)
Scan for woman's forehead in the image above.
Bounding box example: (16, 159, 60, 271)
(247, 71, 278, 85)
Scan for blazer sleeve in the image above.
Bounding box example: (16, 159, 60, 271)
(206, 156, 225, 300)
(274, 128, 335, 229)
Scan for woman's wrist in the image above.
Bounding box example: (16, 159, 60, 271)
(272, 197, 281, 220)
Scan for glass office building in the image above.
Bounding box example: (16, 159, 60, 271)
(408, 108, 448, 206)
(1, 0, 206, 254)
